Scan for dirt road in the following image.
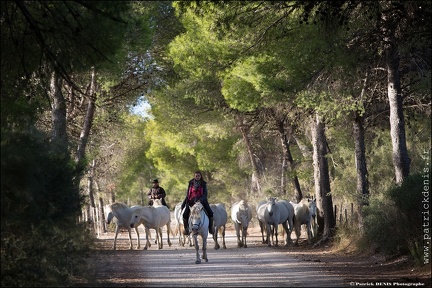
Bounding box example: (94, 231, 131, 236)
(74, 225, 430, 287)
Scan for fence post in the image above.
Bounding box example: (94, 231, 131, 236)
(344, 209, 348, 226)
(334, 205, 337, 226)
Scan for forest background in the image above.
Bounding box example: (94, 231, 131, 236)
(1, 1, 430, 286)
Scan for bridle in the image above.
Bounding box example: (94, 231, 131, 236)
(189, 204, 205, 234)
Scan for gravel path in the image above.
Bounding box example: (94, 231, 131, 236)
(74, 226, 430, 287)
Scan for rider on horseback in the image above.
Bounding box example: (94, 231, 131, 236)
(181, 171, 214, 235)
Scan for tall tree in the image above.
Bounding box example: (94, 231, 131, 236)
(311, 113, 336, 241)
(299, 1, 431, 185)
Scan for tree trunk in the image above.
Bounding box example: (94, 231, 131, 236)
(99, 197, 107, 233)
(383, 14, 410, 184)
(276, 119, 302, 202)
(87, 159, 97, 232)
(353, 112, 369, 232)
(49, 70, 68, 150)
(75, 67, 96, 163)
(236, 115, 262, 196)
(311, 113, 335, 242)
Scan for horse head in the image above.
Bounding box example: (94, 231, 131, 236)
(190, 202, 205, 234)
(307, 198, 317, 219)
(266, 197, 277, 217)
(106, 211, 114, 224)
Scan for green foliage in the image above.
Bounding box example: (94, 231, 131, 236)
(360, 173, 426, 260)
(1, 130, 92, 286)
(1, 221, 95, 287)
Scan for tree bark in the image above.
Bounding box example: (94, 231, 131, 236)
(75, 67, 96, 163)
(276, 119, 302, 202)
(311, 113, 335, 242)
(236, 114, 262, 196)
(99, 196, 107, 233)
(353, 112, 369, 231)
(49, 70, 68, 150)
(383, 14, 410, 184)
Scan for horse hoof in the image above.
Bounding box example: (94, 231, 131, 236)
(195, 260, 201, 264)
(244, 245, 248, 248)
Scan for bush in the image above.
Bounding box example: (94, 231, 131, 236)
(1, 130, 94, 286)
(360, 173, 425, 262)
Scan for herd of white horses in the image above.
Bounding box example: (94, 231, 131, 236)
(106, 197, 317, 264)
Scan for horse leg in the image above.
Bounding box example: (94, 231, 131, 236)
(282, 223, 287, 246)
(193, 234, 201, 264)
(307, 222, 312, 244)
(213, 225, 220, 250)
(157, 227, 163, 249)
(134, 227, 141, 249)
(287, 217, 294, 245)
(294, 223, 300, 246)
(144, 227, 151, 250)
(236, 224, 242, 248)
(188, 234, 193, 247)
(127, 227, 134, 250)
(167, 224, 172, 247)
(202, 234, 208, 263)
(242, 228, 248, 248)
(135, 227, 141, 249)
(266, 224, 272, 247)
(259, 221, 265, 244)
(113, 225, 120, 250)
(282, 222, 290, 247)
(177, 223, 183, 246)
(221, 225, 226, 249)
(274, 225, 279, 247)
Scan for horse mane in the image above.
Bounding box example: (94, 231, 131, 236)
(191, 202, 203, 216)
(238, 200, 248, 210)
(111, 202, 129, 212)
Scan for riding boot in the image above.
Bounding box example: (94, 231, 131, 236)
(183, 218, 190, 235)
(208, 217, 214, 235)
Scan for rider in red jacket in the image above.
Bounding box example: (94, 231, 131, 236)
(181, 171, 214, 235)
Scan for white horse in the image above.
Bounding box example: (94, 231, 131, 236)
(129, 205, 172, 250)
(256, 197, 292, 247)
(290, 198, 318, 244)
(210, 203, 228, 250)
(278, 199, 295, 245)
(106, 202, 144, 250)
(188, 201, 209, 264)
(230, 200, 253, 248)
(174, 202, 192, 247)
(256, 200, 267, 244)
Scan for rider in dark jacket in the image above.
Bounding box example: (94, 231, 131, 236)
(181, 171, 214, 235)
(147, 179, 168, 208)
